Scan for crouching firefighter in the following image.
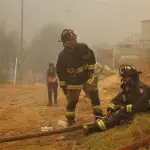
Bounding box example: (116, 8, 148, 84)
(82, 64, 150, 135)
(56, 29, 103, 126)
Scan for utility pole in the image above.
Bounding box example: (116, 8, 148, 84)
(21, 0, 24, 53)
(113, 45, 116, 68)
(19, 0, 24, 83)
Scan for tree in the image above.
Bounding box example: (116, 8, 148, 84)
(0, 23, 19, 83)
(25, 23, 65, 78)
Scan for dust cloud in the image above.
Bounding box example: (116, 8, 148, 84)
(0, 0, 150, 45)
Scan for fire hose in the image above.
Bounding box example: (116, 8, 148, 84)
(117, 136, 150, 150)
(0, 125, 82, 143)
(0, 125, 149, 150)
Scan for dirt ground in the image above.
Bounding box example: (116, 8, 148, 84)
(0, 75, 148, 150)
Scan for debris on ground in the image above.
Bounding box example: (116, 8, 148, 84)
(41, 126, 56, 132)
(57, 120, 68, 128)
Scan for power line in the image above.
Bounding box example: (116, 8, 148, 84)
(90, 0, 150, 6)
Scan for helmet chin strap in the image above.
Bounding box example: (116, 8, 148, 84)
(63, 40, 77, 48)
(124, 77, 139, 88)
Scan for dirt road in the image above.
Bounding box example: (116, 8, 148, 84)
(0, 76, 120, 150)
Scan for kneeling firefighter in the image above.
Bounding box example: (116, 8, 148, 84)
(56, 29, 103, 126)
(82, 64, 150, 135)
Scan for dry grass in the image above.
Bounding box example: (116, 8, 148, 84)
(76, 114, 150, 150)
(75, 67, 150, 150)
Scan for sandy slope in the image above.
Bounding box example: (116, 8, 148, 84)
(0, 75, 124, 150)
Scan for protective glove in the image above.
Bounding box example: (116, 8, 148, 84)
(87, 77, 95, 85)
(116, 105, 125, 111)
(106, 108, 114, 117)
(85, 77, 97, 91)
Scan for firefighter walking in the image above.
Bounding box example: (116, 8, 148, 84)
(82, 64, 150, 135)
(56, 29, 103, 126)
(47, 63, 58, 106)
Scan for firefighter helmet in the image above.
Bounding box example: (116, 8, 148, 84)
(61, 29, 77, 43)
(119, 64, 142, 76)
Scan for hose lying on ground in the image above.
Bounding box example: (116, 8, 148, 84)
(117, 136, 150, 150)
(0, 125, 83, 143)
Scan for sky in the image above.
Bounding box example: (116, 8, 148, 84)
(0, 0, 150, 46)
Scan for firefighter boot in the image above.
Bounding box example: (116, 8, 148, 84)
(82, 122, 100, 136)
(83, 119, 107, 136)
(93, 108, 105, 120)
(67, 118, 76, 127)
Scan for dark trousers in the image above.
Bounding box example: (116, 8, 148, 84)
(84, 77, 98, 97)
(48, 82, 58, 105)
(104, 110, 133, 128)
(66, 88, 102, 124)
(85, 110, 134, 134)
(94, 77, 98, 88)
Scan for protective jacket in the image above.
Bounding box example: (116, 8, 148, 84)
(56, 43, 96, 90)
(107, 81, 150, 113)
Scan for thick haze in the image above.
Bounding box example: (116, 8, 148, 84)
(0, 0, 150, 46)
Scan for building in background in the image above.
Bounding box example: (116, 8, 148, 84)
(141, 20, 150, 42)
(114, 20, 150, 66)
(91, 20, 150, 68)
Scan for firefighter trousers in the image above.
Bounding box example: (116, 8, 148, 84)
(47, 82, 58, 105)
(83, 110, 134, 135)
(94, 77, 99, 88)
(66, 88, 102, 125)
(84, 77, 99, 97)
(105, 110, 133, 127)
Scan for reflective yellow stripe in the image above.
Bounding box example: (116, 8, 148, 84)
(108, 103, 116, 110)
(83, 124, 89, 133)
(87, 77, 94, 84)
(93, 105, 101, 110)
(66, 111, 75, 116)
(76, 67, 84, 73)
(67, 84, 83, 90)
(83, 64, 89, 70)
(97, 120, 107, 131)
(88, 65, 95, 70)
(66, 67, 84, 74)
(66, 64, 94, 74)
(126, 104, 132, 113)
(59, 81, 66, 86)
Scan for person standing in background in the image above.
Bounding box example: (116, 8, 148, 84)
(46, 63, 58, 106)
(93, 62, 103, 88)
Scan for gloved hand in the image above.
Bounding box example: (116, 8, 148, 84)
(116, 105, 125, 111)
(85, 77, 97, 91)
(107, 109, 114, 117)
(119, 106, 126, 111)
(87, 77, 95, 85)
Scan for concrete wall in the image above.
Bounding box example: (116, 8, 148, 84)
(141, 20, 150, 41)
